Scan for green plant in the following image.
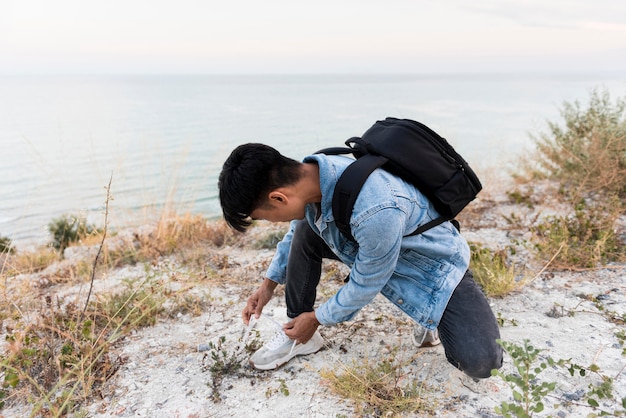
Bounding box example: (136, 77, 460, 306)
(266, 378, 290, 398)
(616, 329, 626, 356)
(0, 235, 13, 254)
(48, 214, 99, 254)
(492, 339, 557, 417)
(493, 339, 626, 417)
(496, 312, 519, 327)
(204, 333, 262, 403)
(469, 242, 522, 297)
(507, 189, 535, 208)
(95, 277, 165, 329)
(518, 89, 626, 269)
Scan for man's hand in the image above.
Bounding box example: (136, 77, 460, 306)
(242, 278, 278, 325)
(283, 311, 320, 344)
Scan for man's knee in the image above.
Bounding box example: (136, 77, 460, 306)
(452, 344, 504, 379)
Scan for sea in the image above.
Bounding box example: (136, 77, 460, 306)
(1, 73, 625, 248)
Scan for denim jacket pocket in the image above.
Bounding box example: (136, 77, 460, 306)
(395, 249, 453, 291)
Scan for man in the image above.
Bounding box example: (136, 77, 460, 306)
(218, 142, 503, 378)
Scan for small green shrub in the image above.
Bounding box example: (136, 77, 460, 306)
(204, 333, 262, 403)
(493, 339, 558, 417)
(517, 89, 626, 269)
(493, 339, 626, 417)
(95, 278, 165, 329)
(48, 214, 99, 254)
(506, 189, 535, 208)
(0, 235, 13, 254)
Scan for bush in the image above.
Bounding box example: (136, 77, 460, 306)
(529, 89, 626, 200)
(518, 89, 626, 269)
(0, 235, 13, 254)
(48, 214, 98, 254)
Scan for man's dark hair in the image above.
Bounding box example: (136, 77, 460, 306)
(218, 143, 302, 232)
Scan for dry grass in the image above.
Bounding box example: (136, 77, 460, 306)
(320, 349, 435, 417)
(0, 208, 258, 415)
(469, 243, 525, 298)
(3, 247, 59, 276)
(530, 198, 625, 269)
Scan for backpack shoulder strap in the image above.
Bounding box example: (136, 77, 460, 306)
(332, 154, 388, 241)
(408, 218, 460, 236)
(315, 146, 353, 156)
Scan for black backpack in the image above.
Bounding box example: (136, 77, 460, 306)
(317, 117, 482, 241)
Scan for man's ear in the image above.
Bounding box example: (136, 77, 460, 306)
(268, 190, 288, 204)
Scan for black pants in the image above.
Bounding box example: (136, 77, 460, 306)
(284, 219, 503, 379)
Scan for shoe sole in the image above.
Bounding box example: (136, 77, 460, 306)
(419, 340, 441, 348)
(413, 329, 441, 348)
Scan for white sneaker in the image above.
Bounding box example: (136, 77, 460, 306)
(412, 325, 441, 348)
(249, 329, 324, 370)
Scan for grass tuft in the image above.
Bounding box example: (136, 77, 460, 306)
(469, 242, 524, 297)
(320, 350, 434, 416)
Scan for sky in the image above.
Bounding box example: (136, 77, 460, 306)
(1, 0, 626, 75)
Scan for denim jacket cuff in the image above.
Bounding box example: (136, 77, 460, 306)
(314, 303, 335, 326)
(264, 266, 286, 285)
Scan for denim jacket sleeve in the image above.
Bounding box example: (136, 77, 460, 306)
(315, 206, 405, 325)
(263, 220, 297, 285)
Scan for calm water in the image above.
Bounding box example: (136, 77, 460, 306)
(1, 73, 625, 247)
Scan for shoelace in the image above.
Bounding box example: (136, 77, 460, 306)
(235, 314, 297, 357)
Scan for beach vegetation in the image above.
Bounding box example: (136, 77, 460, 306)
(3, 246, 59, 275)
(531, 198, 624, 268)
(48, 214, 99, 255)
(524, 88, 626, 200)
(204, 333, 262, 403)
(493, 339, 626, 417)
(320, 349, 434, 416)
(252, 229, 287, 250)
(0, 198, 249, 415)
(0, 235, 13, 254)
(469, 242, 524, 297)
(0, 276, 163, 416)
(515, 89, 626, 269)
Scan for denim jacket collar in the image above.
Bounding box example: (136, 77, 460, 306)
(303, 154, 349, 231)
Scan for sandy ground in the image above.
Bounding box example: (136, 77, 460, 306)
(2, 182, 625, 417)
(82, 265, 626, 417)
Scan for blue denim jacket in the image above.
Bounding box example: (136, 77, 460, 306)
(265, 154, 470, 330)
